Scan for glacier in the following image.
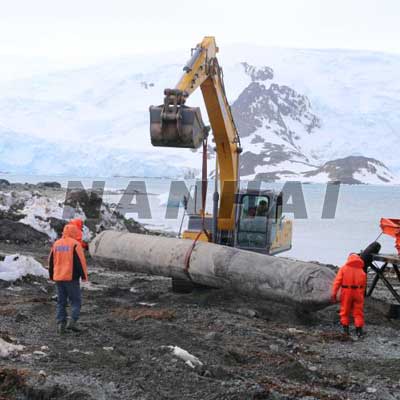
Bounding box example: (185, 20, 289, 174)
(0, 45, 399, 183)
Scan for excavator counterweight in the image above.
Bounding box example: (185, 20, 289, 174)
(150, 89, 208, 149)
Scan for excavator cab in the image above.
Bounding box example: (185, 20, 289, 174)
(150, 89, 209, 149)
(235, 190, 292, 255)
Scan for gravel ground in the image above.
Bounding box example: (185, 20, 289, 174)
(1, 183, 400, 399)
(1, 246, 400, 400)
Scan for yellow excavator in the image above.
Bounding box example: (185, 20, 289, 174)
(150, 36, 292, 257)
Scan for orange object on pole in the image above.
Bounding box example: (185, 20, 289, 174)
(380, 218, 400, 254)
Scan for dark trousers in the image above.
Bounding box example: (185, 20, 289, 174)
(56, 281, 81, 323)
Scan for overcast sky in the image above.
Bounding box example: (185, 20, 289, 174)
(1, 0, 399, 79)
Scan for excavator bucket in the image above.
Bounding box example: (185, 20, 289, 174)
(149, 89, 208, 149)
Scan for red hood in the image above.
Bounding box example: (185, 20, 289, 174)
(69, 218, 83, 230)
(62, 224, 80, 240)
(346, 254, 365, 269)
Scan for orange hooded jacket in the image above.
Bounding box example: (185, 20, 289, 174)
(49, 224, 88, 282)
(67, 218, 88, 249)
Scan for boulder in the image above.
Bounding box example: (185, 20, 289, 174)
(0, 219, 49, 244)
(64, 189, 102, 220)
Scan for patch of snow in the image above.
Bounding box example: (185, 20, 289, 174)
(0, 190, 88, 240)
(0, 254, 47, 282)
(167, 345, 203, 368)
(0, 338, 24, 358)
(287, 328, 306, 334)
(33, 350, 48, 357)
(69, 348, 94, 355)
(353, 163, 398, 185)
(300, 172, 331, 184)
(6, 285, 23, 291)
(19, 193, 84, 240)
(81, 281, 106, 291)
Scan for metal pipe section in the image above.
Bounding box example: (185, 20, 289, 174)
(90, 231, 335, 310)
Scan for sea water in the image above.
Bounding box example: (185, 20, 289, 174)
(1, 173, 399, 266)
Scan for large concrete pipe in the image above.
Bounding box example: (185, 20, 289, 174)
(89, 231, 335, 310)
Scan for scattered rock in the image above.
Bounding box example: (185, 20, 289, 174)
(237, 308, 259, 318)
(204, 332, 222, 341)
(33, 351, 47, 357)
(287, 327, 305, 335)
(269, 344, 279, 352)
(15, 313, 28, 323)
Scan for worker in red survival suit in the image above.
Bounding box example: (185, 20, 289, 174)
(331, 242, 381, 337)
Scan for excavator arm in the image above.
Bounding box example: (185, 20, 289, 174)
(150, 36, 241, 232)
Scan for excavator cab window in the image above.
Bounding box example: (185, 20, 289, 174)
(237, 195, 270, 249)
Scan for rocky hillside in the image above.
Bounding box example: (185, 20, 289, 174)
(231, 63, 395, 184)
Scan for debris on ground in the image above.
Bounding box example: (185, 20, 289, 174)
(1, 184, 400, 399)
(0, 338, 24, 358)
(112, 307, 176, 321)
(167, 345, 203, 368)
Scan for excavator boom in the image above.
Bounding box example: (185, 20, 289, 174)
(149, 36, 240, 232)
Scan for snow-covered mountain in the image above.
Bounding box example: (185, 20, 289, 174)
(231, 62, 396, 184)
(0, 46, 399, 183)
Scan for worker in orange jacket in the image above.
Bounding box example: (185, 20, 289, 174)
(66, 218, 88, 249)
(331, 254, 367, 337)
(49, 224, 88, 334)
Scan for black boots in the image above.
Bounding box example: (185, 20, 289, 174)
(66, 319, 80, 332)
(57, 321, 66, 334)
(341, 325, 363, 337)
